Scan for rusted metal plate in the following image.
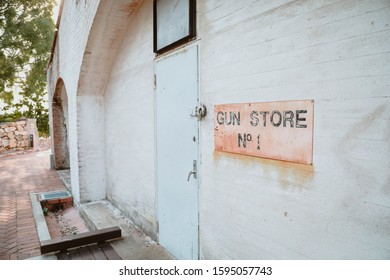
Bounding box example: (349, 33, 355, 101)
(214, 100, 314, 164)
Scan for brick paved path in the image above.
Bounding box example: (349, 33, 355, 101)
(0, 150, 67, 260)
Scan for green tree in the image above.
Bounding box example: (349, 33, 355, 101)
(0, 0, 55, 136)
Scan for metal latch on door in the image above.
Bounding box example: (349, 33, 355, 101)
(190, 105, 207, 119)
(187, 160, 197, 181)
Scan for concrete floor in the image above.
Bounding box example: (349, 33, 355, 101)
(56, 169, 173, 260)
(77, 200, 173, 260)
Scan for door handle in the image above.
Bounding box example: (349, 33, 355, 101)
(187, 160, 197, 181)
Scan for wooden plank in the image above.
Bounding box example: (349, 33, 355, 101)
(78, 246, 96, 260)
(69, 248, 83, 260)
(57, 249, 82, 260)
(99, 243, 122, 260)
(89, 244, 108, 260)
(56, 251, 71, 260)
(56, 245, 114, 260)
(40, 226, 121, 254)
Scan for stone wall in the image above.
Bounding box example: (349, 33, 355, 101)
(0, 119, 39, 154)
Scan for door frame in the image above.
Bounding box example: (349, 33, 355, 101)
(154, 42, 201, 259)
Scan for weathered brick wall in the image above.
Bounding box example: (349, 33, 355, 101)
(52, 93, 69, 169)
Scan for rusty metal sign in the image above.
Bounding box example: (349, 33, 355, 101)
(214, 100, 314, 164)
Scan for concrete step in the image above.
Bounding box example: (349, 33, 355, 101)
(77, 200, 173, 260)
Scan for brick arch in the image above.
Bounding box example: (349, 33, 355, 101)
(52, 78, 69, 170)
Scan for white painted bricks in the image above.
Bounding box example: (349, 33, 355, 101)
(48, 0, 390, 259)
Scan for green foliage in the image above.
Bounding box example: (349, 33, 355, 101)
(0, 0, 55, 136)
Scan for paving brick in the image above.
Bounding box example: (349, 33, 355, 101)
(19, 244, 39, 252)
(4, 242, 17, 250)
(4, 238, 17, 245)
(5, 247, 17, 254)
(16, 225, 35, 231)
(0, 150, 68, 259)
(0, 248, 8, 254)
(5, 229, 17, 236)
(18, 237, 38, 244)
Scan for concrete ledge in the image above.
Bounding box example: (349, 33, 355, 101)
(30, 192, 51, 242)
(28, 192, 57, 260)
(57, 169, 71, 190)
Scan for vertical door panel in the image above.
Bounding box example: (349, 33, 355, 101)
(156, 46, 199, 260)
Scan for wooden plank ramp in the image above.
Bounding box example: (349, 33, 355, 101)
(56, 242, 122, 260)
(40, 226, 122, 259)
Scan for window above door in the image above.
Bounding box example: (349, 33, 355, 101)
(153, 0, 196, 54)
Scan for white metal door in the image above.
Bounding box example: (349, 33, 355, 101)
(156, 46, 199, 260)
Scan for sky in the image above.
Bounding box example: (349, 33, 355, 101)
(52, 0, 61, 23)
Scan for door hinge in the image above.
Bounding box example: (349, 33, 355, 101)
(153, 74, 157, 89)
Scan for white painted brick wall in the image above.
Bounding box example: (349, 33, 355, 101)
(48, 0, 390, 259)
(47, 0, 101, 203)
(103, 0, 157, 239)
(77, 96, 106, 202)
(74, 0, 143, 203)
(199, 0, 390, 259)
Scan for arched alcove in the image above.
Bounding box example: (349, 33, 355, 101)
(76, 0, 141, 203)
